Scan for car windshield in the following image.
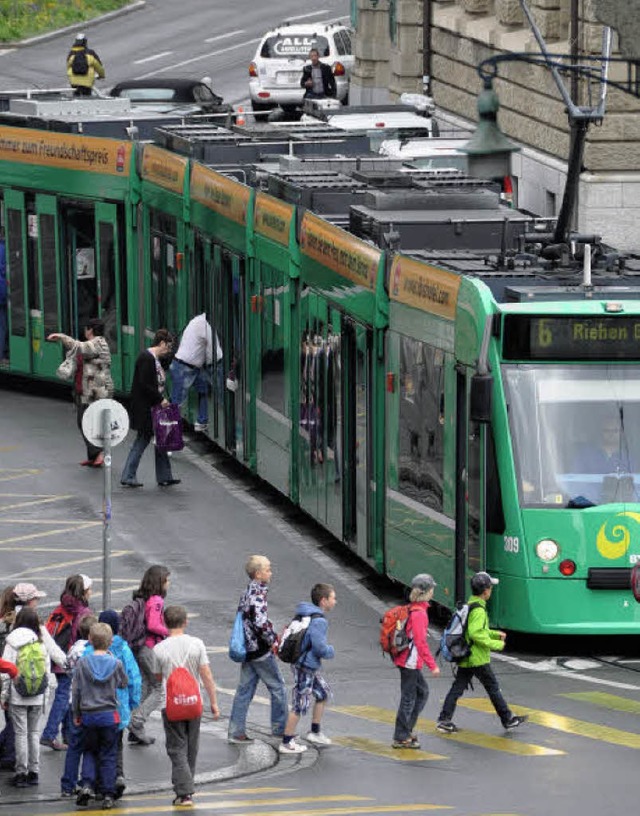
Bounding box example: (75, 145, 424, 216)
(261, 34, 330, 58)
(503, 364, 640, 507)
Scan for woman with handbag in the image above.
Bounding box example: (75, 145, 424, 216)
(120, 329, 181, 488)
(47, 319, 113, 467)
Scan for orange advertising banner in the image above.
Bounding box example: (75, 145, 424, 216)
(0, 125, 131, 176)
(141, 145, 187, 194)
(190, 164, 250, 225)
(254, 192, 293, 246)
(300, 212, 380, 290)
(389, 254, 460, 319)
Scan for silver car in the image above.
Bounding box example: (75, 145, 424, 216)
(249, 22, 354, 115)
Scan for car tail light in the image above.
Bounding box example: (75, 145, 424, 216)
(375, 122, 386, 128)
(559, 559, 576, 576)
(502, 176, 514, 207)
(249, 62, 258, 78)
(333, 61, 346, 76)
(258, 91, 271, 99)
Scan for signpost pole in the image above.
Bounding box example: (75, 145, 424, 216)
(102, 407, 112, 610)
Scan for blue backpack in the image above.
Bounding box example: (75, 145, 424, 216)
(439, 602, 482, 663)
(228, 610, 246, 663)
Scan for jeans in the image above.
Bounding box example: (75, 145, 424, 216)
(121, 431, 173, 485)
(170, 359, 209, 425)
(61, 716, 85, 793)
(0, 708, 15, 765)
(394, 667, 429, 742)
(0, 303, 7, 359)
(228, 653, 287, 738)
(438, 663, 512, 725)
(162, 711, 200, 797)
(42, 673, 71, 742)
(80, 718, 119, 796)
(129, 646, 164, 736)
(10, 704, 42, 775)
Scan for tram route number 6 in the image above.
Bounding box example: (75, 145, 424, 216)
(504, 536, 520, 553)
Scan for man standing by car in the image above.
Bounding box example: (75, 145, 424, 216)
(301, 48, 336, 100)
(66, 33, 105, 97)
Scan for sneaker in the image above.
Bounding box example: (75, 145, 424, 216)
(102, 795, 114, 810)
(392, 738, 421, 749)
(193, 422, 208, 432)
(26, 771, 39, 786)
(115, 776, 126, 799)
(172, 794, 194, 807)
(227, 734, 254, 744)
(61, 790, 76, 798)
(76, 785, 94, 807)
(504, 715, 528, 729)
(40, 736, 68, 750)
(436, 721, 459, 734)
(278, 739, 307, 754)
(128, 730, 155, 745)
(11, 773, 28, 788)
(305, 731, 332, 746)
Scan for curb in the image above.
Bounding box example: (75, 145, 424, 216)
(9, 1, 146, 48)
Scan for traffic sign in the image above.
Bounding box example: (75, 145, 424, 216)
(81, 399, 129, 447)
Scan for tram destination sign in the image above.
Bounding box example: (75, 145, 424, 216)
(503, 314, 640, 360)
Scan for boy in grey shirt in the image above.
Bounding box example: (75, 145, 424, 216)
(72, 622, 127, 809)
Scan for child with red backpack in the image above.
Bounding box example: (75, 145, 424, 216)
(391, 574, 440, 749)
(0, 607, 51, 787)
(41, 574, 93, 751)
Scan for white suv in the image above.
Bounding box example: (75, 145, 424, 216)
(249, 22, 354, 115)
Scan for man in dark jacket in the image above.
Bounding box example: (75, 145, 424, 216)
(300, 48, 336, 99)
(120, 329, 180, 488)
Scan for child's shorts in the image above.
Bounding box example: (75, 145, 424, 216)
(291, 666, 331, 716)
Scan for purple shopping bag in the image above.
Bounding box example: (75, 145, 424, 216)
(151, 403, 184, 453)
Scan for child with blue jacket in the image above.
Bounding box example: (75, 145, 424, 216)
(279, 583, 336, 755)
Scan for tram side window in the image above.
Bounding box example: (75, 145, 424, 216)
(260, 264, 286, 416)
(98, 222, 117, 352)
(7, 209, 25, 336)
(398, 336, 444, 511)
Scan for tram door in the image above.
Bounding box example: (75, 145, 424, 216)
(192, 233, 221, 439)
(95, 203, 123, 390)
(216, 247, 246, 459)
(4, 190, 30, 371)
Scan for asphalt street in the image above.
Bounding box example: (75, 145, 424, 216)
(1, 387, 640, 815)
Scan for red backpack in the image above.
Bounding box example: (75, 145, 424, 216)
(165, 667, 202, 722)
(379, 604, 416, 658)
(45, 605, 75, 653)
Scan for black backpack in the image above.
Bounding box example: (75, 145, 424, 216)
(72, 50, 89, 76)
(278, 613, 321, 664)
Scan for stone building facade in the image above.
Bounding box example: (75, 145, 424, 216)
(350, 0, 640, 250)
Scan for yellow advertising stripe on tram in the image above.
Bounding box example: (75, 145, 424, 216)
(561, 691, 640, 715)
(459, 698, 640, 748)
(333, 705, 563, 756)
(334, 735, 448, 761)
(48, 803, 453, 816)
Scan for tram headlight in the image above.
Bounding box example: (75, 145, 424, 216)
(536, 539, 559, 562)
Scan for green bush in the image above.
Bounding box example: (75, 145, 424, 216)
(0, 1, 131, 42)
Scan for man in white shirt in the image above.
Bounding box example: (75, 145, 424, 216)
(170, 314, 221, 432)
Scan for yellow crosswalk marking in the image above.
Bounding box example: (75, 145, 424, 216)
(333, 705, 563, 757)
(459, 698, 640, 748)
(333, 735, 448, 761)
(561, 691, 640, 715)
(43, 804, 453, 816)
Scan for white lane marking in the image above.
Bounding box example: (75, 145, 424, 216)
(282, 10, 330, 21)
(204, 30, 246, 44)
(183, 448, 640, 691)
(0, 48, 16, 56)
(133, 51, 174, 65)
(135, 38, 261, 80)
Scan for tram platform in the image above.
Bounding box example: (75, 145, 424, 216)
(0, 386, 334, 803)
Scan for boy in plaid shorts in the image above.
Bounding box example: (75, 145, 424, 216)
(279, 584, 336, 754)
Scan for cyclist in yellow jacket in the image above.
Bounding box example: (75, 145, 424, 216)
(66, 34, 105, 96)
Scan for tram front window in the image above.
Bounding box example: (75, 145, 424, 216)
(504, 365, 640, 507)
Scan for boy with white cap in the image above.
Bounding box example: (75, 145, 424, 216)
(436, 571, 527, 733)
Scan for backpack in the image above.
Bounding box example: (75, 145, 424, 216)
(120, 598, 147, 652)
(71, 50, 89, 76)
(165, 667, 202, 722)
(228, 610, 247, 663)
(278, 613, 321, 664)
(45, 605, 74, 653)
(379, 604, 414, 658)
(439, 602, 482, 663)
(14, 641, 48, 698)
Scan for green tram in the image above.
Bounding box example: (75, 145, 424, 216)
(2, 123, 640, 634)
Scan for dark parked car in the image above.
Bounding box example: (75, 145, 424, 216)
(109, 78, 233, 120)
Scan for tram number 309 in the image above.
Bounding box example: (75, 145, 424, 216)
(504, 536, 520, 554)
